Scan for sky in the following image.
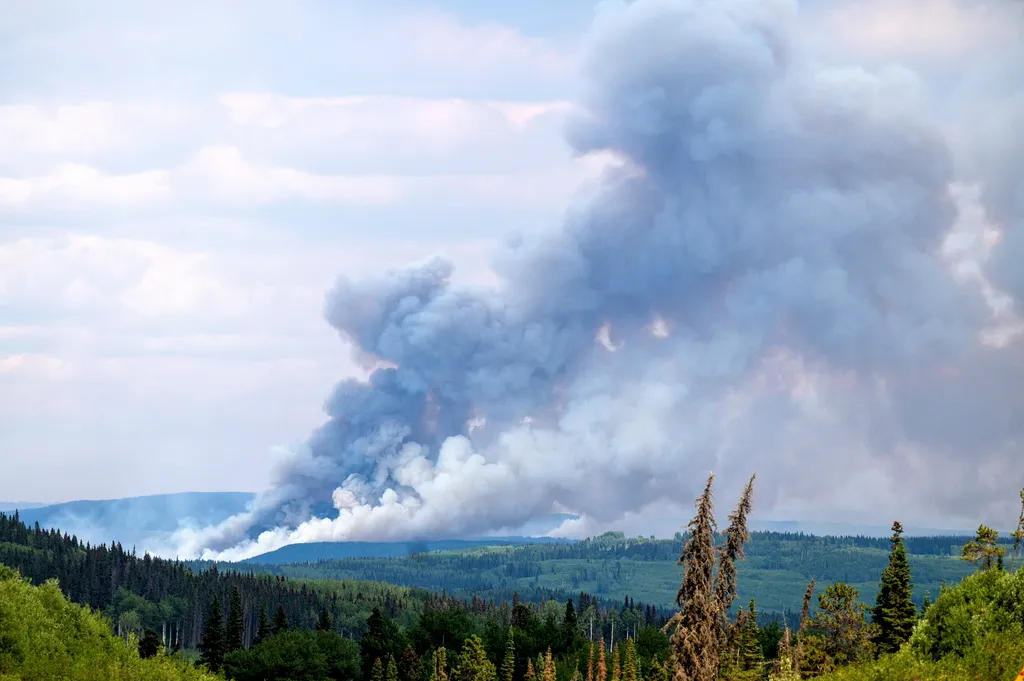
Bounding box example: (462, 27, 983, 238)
(1, 0, 1022, 550)
(0, 0, 602, 502)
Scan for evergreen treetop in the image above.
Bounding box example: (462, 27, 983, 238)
(198, 597, 226, 673)
(224, 586, 244, 653)
(872, 521, 917, 654)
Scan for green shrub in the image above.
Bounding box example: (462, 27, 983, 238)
(816, 567, 1024, 681)
(0, 564, 218, 681)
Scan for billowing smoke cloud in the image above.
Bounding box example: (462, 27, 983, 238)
(178, 0, 1024, 561)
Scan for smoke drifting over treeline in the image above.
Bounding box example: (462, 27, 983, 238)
(178, 0, 1024, 561)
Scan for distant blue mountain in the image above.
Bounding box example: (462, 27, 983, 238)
(243, 536, 573, 565)
(0, 501, 46, 512)
(10, 492, 255, 551)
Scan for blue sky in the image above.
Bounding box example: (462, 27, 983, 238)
(1, 0, 1021, 540)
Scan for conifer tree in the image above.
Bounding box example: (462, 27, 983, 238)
(768, 629, 799, 681)
(542, 649, 555, 681)
(810, 583, 877, 667)
(738, 600, 763, 674)
(793, 579, 814, 675)
(596, 638, 607, 681)
(610, 646, 620, 681)
(388, 655, 400, 681)
(253, 604, 271, 646)
(401, 647, 423, 681)
(668, 474, 719, 681)
(564, 599, 579, 650)
(624, 639, 638, 681)
(274, 604, 289, 635)
(317, 606, 333, 632)
(649, 658, 669, 681)
(501, 629, 516, 681)
(457, 636, 497, 681)
(138, 629, 161, 659)
(526, 658, 535, 681)
(225, 587, 244, 653)
(715, 476, 755, 621)
(586, 643, 595, 681)
(373, 658, 386, 681)
(872, 521, 917, 654)
(435, 647, 450, 681)
(961, 524, 1006, 570)
(198, 597, 225, 673)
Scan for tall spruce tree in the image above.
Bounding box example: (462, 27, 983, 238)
(224, 587, 244, 653)
(274, 604, 289, 635)
(362, 606, 402, 680)
(738, 600, 763, 675)
(198, 597, 226, 673)
(793, 579, 815, 676)
(435, 647, 450, 681)
(317, 606, 333, 632)
(501, 628, 516, 681)
(623, 639, 638, 681)
(253, 604, 271, 646)
(872, 521, 917, 654)
(542, 649, 555, 681)
(715, 476, 755, 619)
(456, 636, 497, 681)
(668, 474, 719, 681)
(401, 647, 422, 681)
(388, 655, 400, 681)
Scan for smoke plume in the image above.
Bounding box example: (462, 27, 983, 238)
(179, 0, 1024, 561)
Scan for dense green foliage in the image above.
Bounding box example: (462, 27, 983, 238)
(814, 566, 1024, 680)
(0, 563, 218, 680)
(223, 629, 361, 681)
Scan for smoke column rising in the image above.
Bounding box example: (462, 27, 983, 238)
(177, 0, 1024, 561)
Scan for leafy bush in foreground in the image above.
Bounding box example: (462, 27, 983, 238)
(815, 567, 1024, 680)
(0, 564, 217, 681)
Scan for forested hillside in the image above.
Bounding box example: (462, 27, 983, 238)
(228, 531, 1001, 615)
(4, 485, 1024, 681)
(0, 510, 433, 648)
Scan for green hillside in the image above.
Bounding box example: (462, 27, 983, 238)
(234, 531, 998, 616)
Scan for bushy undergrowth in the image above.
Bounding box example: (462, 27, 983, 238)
(0, 564, 218, 681)
(817, 567, 1024, 681)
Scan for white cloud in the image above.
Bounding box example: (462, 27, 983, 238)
(0, 164, 170, 210)
(0, 235, 245, 320)
(0, 101, 195, 163)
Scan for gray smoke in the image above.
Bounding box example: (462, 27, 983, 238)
(178, 0, 1024, 561)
